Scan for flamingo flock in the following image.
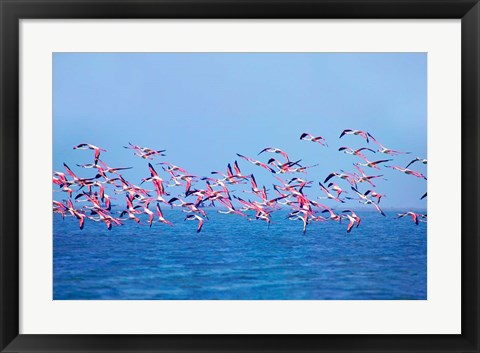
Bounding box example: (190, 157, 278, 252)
(52, 130, 427, 234)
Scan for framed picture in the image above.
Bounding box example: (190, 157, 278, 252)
(1, 0, 478, 352)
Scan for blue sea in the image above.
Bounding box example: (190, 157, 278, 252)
(53, 209, 427, 300)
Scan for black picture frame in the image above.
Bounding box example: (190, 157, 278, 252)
(1, 0, 478, 352)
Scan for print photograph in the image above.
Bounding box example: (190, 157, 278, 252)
(52, 52, 427, 300)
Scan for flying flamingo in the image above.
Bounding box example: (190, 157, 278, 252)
(232, 160, 251, 180)
(385, 165, 427, 180)
(115, 175, 151, 199)
(76, 160, 132, 177)
(273, 177, 309, 198)
(267, 158, 303, 174)
(287, 177, 312, 187)
(327, 182, 347, 198)
(342, 209, 361, 228)
(184, 214, 204, 233)
(356, 158, 392, 170)
(367, 133, 411, 155)
(363, 189, 385, 204)
(66, 199, 86, 229)
(75, 191, 103, 210)
(338, 146, 376, 157)
(353, 164, 385, 187)
(73, 143, 106, 165)
(167, 197, 207, 218)
(52, 201, 67, 219)
(119, 195, 141, 223)
(350, 187, 386, 216)
(89, 209, 122, 230)
(52, 172, 71, 187)
(74, 212, 86, 230)
(339, 129, 370, 143)
(300, 132, 328, 146)
(123, 142, 166, 160)
(341, 213, 358, 233)
(233, 196, 272, 225)
(166, 171, 197, 192)
(244, 174, 263, 195)
(135, 202, 155, 228)
(217, 199, 246, 217)
(285, 163, 319, 173)
(255, 212, 272, 227)
(82, 180, 106, 201)
(119, 210, 141, 223)
(53, 173, 75, 197)
(324, 171, 357, 187)
(141, 163, 168, 197)
(321, 207, 342, 223)
(236, 153, 275, 173)
(318, 182, 344, 203)
(62, 163, 97, 187)
(157, 162, 189, 174)
(156, 204, 173, 226)
(94, 161, 132, 177)
(211, 163, 248, 185)
(396, 212, 427, 225)
(258, 147, 290, 162)
(103, 194, 114, 211)
(288, 210, 310, 234)
(405, 157, 427, 169)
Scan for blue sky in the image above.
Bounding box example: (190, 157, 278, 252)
(53, 53, 427, 209)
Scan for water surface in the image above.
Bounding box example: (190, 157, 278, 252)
(53, 209, 426, 300)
